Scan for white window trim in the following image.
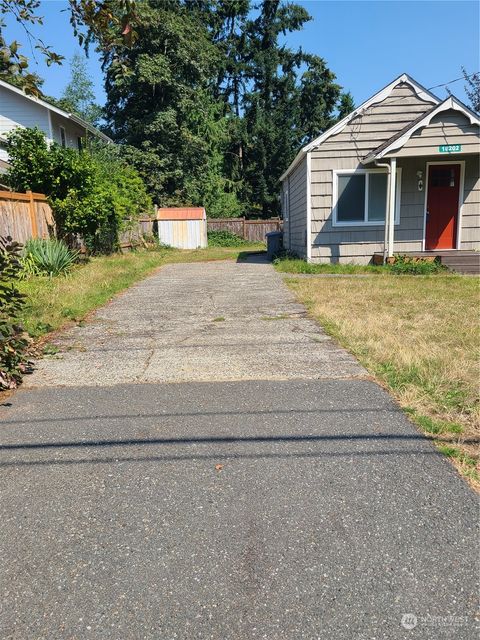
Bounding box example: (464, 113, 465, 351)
(306, 151, 312, 261)
(332, 168, 402, 227)
(283, 184, 289, 222)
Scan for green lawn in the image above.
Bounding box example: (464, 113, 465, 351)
(274, 256, 384, 274)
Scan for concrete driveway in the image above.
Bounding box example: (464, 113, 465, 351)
(24, 260, 364, 387)
(0, 258, 478, 639)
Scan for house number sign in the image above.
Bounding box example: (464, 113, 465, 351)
(438, 144, 462, 153)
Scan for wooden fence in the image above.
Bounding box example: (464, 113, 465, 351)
(118, 217, 157, 249)
(207, 217, 282, 243)
(0, 194, 281, 248)
(0, 190, 156, 250)
(0, 190, 55, 242)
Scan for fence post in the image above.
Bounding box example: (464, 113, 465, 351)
(26, 190, 39, 239)
(243, 216, 246, 240)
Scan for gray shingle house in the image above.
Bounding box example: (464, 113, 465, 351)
(280, 73, 480, 264)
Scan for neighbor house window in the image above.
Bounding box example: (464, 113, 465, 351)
(60, 126, 66, 148)
(333, 169, 401, 226)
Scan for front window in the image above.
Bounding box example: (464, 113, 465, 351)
(60, 126, 66, 148)
(337, 174, 365, 222)
(334, 170, 401, 226)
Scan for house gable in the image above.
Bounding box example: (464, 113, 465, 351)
(364, 97, 480, 161)
(310, 83, 438, 164)
(279, 73, 439, 181)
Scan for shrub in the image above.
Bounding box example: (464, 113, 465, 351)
(6, 128, 152, 253)
(0, 236, 30, 389)
(22, 238, 79, 277)
(388, 255, 446, 275)
(5, 127, 53, 194)
(207, 230, 248, 247)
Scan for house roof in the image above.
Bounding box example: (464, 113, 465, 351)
(0, 79, 112, 143)
(157, 207, 206, 220)
(363, 95, 480, 163)
(279, 73, 440, 182)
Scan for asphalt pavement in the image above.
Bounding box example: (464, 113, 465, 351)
(0, 259, 478, 639)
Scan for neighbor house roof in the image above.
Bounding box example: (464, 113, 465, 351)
(279, 73, 440, 182)
(362, 95, 480, 163)
(157, 207, 206, 220)
(0, 78, 112, 143)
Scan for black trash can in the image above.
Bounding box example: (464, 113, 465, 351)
(265, 231, 283, 261)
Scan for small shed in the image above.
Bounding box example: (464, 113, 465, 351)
(157, 207, 207, 249)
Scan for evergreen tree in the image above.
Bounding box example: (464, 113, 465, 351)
(461, 67, 480, 113)
(102, 1, 240, 212)
(240, 1, 342, 215)
(57, 53, 102, 125)
(337, 91, 355, 120)
(2, 0, 353, 217)
(99, 0, 349, 216)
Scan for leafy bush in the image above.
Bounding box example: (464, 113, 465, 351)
(5, 127, 54, 194)
(0, 236, 30, 389)
(22, 238, 79, 277)
(388, 255, 446, 275)
(6, 128, 152, 253)
(207, 230, 248, 247)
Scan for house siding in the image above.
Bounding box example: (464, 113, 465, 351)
(0, 84, 88, 162)
(50, 113, 86, 150)
(384, 110, 479, 157)
(284, 155, 307, 257)
(310, 82, 437, 263)
(0, 87, 50, 161)
(460, 155, 480, 249)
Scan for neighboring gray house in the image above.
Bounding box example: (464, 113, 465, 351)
(280, 73, 480, 264)
(0, 78, 111, 165)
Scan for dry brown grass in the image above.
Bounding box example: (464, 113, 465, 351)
(286, 274, 480, 489)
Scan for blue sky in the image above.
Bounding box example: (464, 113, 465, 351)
(5, 0, 480, 107)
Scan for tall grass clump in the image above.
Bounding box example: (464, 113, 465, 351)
(22, 238, 79, 277)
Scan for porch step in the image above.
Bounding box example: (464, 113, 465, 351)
(436, 252, 480, 275)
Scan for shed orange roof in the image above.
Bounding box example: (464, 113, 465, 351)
(157, 207, 205, 220)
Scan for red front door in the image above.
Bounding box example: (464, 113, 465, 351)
(425, 164, 460, 250)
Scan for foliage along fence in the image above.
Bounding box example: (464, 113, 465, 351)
(0, 194, 280, 249)
(207, 217, 282, 242)
(0, 190, 55, 242)
(0, 190, 157, 251)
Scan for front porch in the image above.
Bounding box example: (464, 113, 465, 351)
(373, 250, 480, 274)
(363, 96, 480, 264)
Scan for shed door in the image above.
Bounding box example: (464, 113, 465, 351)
(425, 164, 460, 250)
